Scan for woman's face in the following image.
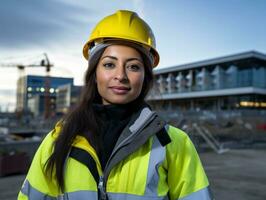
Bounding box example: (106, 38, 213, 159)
(96, 45, 145, 105)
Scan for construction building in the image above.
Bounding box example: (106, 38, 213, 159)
(148, 51, 266, 112)
(56, 83, 82, 114)
(16, 75, 73, 116)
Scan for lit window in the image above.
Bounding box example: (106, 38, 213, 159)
(261, 102, 266, 107)
(36, 87, 40, 92)
(49, 88, 55, 93)
(27, 87, 32, 92)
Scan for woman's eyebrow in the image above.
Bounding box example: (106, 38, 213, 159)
(101, 55, 117, 60)
(101, 56, 143, 63)
(126, 58, 143, 63)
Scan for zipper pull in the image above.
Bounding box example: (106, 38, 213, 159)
(98, 176, 107, 200)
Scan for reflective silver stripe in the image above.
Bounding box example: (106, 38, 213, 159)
(21, 179, 57, 200)
(61, 190, 98, 199)
(21, 179, 98, 200)
(108, 192, 166, 200)
(179, 187, 212, 200)
(129, 107, 153, 133)
(145, 135, 166, 196)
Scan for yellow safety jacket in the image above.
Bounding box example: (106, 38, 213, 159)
(18, 106, 212, 200)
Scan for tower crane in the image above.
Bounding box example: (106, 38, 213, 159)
(0, 53, 53, 119)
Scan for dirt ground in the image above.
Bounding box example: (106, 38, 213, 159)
(0, 149, 265, 200)
(201, 149, 266, 200)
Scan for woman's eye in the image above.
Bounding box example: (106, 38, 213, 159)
(103, 63, 115, 69)
(127, 64, 141, 71)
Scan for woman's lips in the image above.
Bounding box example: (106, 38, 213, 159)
(109, 86, 130, 94)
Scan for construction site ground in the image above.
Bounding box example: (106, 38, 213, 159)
(0, 149, 265, 200)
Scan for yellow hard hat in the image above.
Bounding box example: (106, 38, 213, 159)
(83, 10, 160, 67)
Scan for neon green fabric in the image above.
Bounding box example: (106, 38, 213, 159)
(18, 122, 210, 200)
(165, 126, 209, 199)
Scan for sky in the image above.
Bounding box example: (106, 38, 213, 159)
(0, 0, 266, 112)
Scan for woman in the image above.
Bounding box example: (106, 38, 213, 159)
(18, 10, 212, 200)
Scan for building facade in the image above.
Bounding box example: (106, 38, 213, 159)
(16, 75, 73, 115)
(148, 51, 266, 112)
(56, 83, 82, 114)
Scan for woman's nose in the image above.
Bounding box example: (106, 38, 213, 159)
(114, 66, 128, 82)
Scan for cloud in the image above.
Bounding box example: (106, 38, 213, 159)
(0, 89, 16, 96)
(0, 0, 93, 50)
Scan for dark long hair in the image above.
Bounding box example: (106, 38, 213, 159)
(45, 47, 154, 191)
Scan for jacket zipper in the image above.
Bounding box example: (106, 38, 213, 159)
(98, 175, 107, 200)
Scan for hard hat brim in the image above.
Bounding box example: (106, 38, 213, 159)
(82, 39, 159, 67)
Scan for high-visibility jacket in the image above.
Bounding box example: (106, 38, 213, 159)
(18, 106, 212, 200)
